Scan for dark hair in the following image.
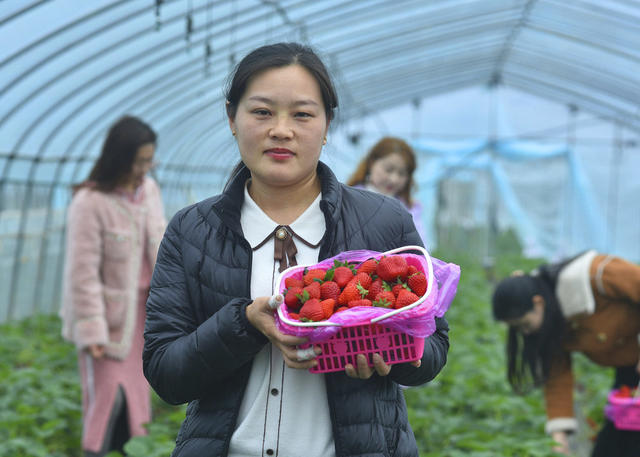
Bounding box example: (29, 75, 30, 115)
(492, 275, 538, 321)
(224, 42, 338, 186)
(346, 137, 417, 205)
(225, 42, 338, 122)
(492, 275, 566, 394)
(78, 116, 156, 193)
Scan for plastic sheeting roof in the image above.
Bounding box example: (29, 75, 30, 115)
(2, 0, 639, 194)
(1, 0, 640, 320)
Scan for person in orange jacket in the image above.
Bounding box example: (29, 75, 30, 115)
(492, 250, 640, 457)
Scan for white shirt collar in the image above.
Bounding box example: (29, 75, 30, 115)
(241, 182, 325, 249)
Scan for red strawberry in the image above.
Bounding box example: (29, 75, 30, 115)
(338, 281, 367, 305)
(321, 298, 336, 319)
(303, 281, 321, 300)
(407, 265, 419, 276)
(335, 306, 349, 313)
(616, 385, 632, 398)
(349, 272, 372, 289)
(347, 298, 372, 308)
(289, 312, 300, 320)
(320, 281, 341, 301)
(376, 255, 409, 281)
(357, 258, 378, 276)
(366, 278, 384, 301)
(300, 298, 325, 321)
(392, 282, 409, 297)
(332, 266, 355, 288)
(408, 272, 427, 296)
(284, 286, 304, 309)
(285, 276, 304, 289)
(373, 291, 396, 308)
(303, 268, 326, 286)
(395, 289, 420, 308)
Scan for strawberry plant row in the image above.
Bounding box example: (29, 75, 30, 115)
(0, 252, 611, 456)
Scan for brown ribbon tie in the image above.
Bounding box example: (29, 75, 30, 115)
(253, 225, 321, 273)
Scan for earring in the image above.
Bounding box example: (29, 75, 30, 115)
(322, 137, 327, 145)
(232, 130, 237, 136)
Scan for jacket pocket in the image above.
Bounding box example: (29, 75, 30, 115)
(103, 229, 131, 261)
(103, 287, 127, 329)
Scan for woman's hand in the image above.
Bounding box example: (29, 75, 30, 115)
(87, 344, 105, 359)
(550, 430, 571, 455)
(246, 294, 321, 370)
(344, 354, 421, 379)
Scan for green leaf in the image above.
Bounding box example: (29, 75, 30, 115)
(123, 437, 150, 455)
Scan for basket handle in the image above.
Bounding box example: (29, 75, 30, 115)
(371, 245, 434, 323)
(276, 294, 342, 328)
(276, 306, 342, 327)
(276, 244, 433, 327)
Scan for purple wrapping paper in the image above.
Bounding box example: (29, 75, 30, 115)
(275, 247, 460, 343)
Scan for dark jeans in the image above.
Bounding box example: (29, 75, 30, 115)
(591, 365, 640, 457)
(84, 385, 130, 457)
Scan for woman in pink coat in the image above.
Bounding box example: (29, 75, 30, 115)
(60, 115, 166, 456)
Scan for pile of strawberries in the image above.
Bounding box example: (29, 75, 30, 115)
(613, 385, 638, 399)
(281, 254, 428, 322)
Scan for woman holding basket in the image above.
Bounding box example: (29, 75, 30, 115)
(143, 42, 449, 457)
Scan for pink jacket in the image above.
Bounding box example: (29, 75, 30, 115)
(61, 177, 166, 360)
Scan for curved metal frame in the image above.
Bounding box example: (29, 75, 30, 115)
(1, 0, 639, 320)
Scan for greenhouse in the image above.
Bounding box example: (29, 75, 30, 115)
(1, 1, 639, 456)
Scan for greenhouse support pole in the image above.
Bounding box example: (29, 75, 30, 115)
(606, 123, 622, 252)
(563, 104, 577, 257)
(484, 82, 499, 281)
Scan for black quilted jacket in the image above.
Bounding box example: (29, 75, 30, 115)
(143, 162, 450, 457)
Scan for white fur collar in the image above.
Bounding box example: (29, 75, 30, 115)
(555, 250, 597, 318)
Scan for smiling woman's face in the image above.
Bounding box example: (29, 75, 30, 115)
(229, 64, 329, 190)
(368, 152, 409, 198)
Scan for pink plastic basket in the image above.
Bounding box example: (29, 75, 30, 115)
(304, 323, 425, 373)
(276, 245, 435, 373)
(605, 388, 640, 431)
